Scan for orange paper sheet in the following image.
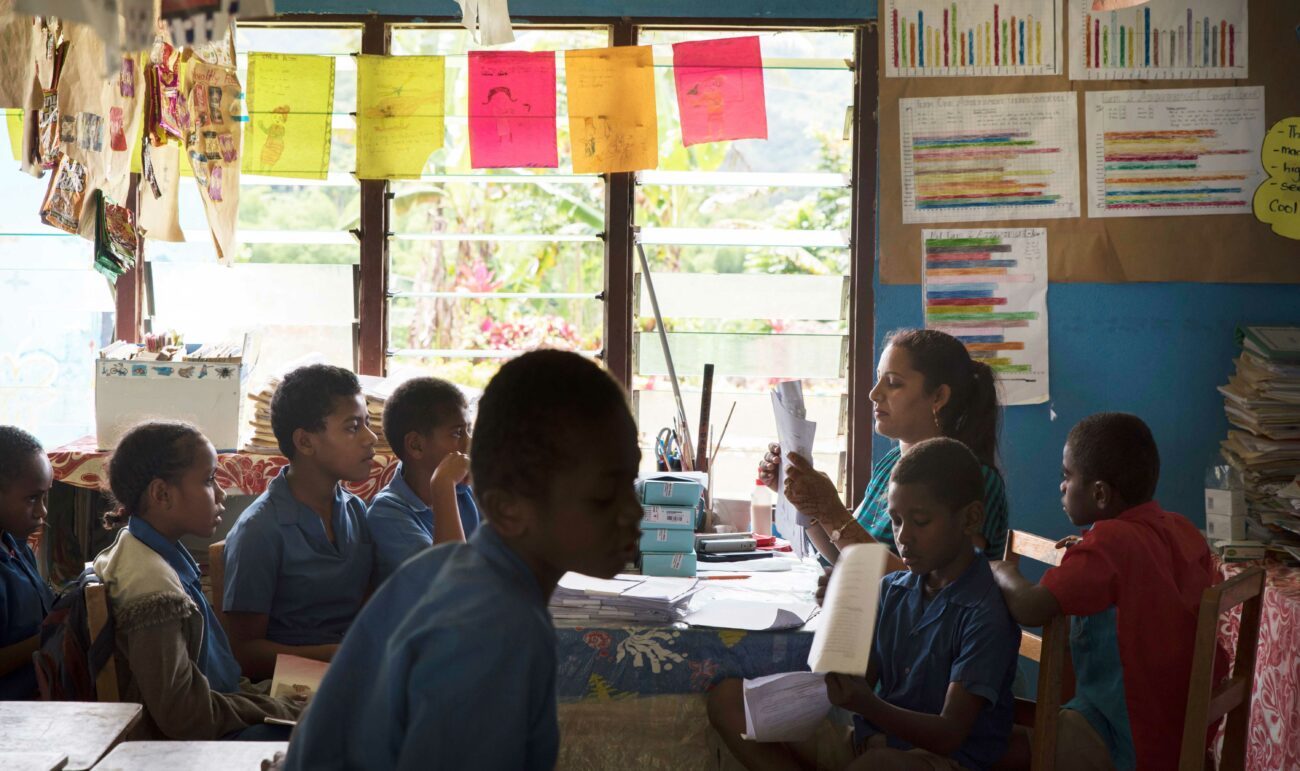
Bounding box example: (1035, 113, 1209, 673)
(565, 46, 657, 174)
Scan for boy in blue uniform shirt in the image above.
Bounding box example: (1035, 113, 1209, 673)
(223, 365, 378, 680)
(284, 350, 643, 771)
(710, 438, 1020, 770)
(368, 376, 479, 584)
(0, 426, 55, 699)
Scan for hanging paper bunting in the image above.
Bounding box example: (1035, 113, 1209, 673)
(672, 36, 767, 147)
(356, 54, 445, 180)
(468, 50, 556, 169)
(241, 53, 333, 181)
(565, 45, 657, 174)
(184, 58, 243, 263)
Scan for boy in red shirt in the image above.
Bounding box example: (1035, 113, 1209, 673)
(991, 413, 1220, 771)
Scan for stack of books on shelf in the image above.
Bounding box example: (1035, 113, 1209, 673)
(1216, 326, 1300, 563)
(242, 374, 397, 456)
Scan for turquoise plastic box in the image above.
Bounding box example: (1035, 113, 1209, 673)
(639, 527, 696, 553)
(640, 477, 705, 507)
(640, 504, 695, 530)
(641, 552, 697, 578)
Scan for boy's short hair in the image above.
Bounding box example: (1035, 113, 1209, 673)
(471, 350, 630, 512)
(0, 425, 43, 489)
(1067, 412, 1160, 504)
(890, 437, 985, 514)
(271, 364, 362, 459)
(382, 377, 467, 461)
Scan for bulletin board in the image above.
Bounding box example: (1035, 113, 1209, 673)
(878, 0, 1300, 284)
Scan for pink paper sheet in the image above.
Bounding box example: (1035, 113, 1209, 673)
(469, 50, 557, 169)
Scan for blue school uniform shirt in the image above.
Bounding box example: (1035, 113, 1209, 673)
(855, 446, 1010, 560)
(127, 518, 241, 694)
(0, 530, 54, 699)
(283, 525, 558, 771)
(857, 556, 1021, 770)
(223, 467, 374, 645)
(367, 463, 481, 584)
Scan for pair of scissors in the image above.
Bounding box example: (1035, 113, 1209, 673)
(654, 428, 682, 472)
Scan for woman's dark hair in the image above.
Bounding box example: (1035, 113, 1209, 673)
(890, 437, 985, 515)
(103, 421, 206, 528)
(885, 328, 1001, 469)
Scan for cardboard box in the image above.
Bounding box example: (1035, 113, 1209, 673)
(1205, 488, 1248, 519)
(641, 505, 696, 529)
(1205, 512, 1248, 542)
(641, 552, 697, 578)
(639, 527, 696, 554)
(95, 359, 245, 451)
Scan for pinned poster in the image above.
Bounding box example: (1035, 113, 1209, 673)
(468, 50, 556, 169)
(241, 53, 334, 180)
(1254, 117, 1300, 241)
(672, 36, 767, 146)
(565, 46, 657, 174)
(356, 54, 445, 180)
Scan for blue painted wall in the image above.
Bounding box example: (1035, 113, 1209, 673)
(275, 0, 876, 20)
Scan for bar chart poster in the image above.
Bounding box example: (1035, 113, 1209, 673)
(1085, 87, 1265, 218)
(1069, 0, 1248, 80)
(923, 228, 1049, 406)
(885, 0, 1063, 77)
(899, 92, 1080, 224)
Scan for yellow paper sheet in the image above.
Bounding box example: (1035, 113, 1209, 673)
(241, 53, 334, 180)
(565, 46, 658, 174)
(356, 55, 445, 180)
(6, 110, 21, 160)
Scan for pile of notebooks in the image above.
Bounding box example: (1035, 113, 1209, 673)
(548, 573, 701, 624)
(1216, 326, 1300, 562)
(242, 373, 398, 456)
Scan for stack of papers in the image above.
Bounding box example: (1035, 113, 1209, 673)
(243, 377, 282, 454)
(549, 573, 701, 624)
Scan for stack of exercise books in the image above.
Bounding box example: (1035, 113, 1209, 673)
(548, 573, 700, 625)
(242, 374, 398, 456)
(1217, 326, 1300, 562)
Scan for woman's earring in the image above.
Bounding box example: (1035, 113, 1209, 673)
(933, 409, 942, 430)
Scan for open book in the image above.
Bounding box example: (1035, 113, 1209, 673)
(270, 654, 329, 700)
(807, 543, 891, 674)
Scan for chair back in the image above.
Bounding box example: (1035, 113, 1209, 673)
(84, 582, 120, 702)
(1179, 566, 1265, 771)
(209, 540, 229, 633)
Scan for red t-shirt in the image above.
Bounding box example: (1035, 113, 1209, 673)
(1041, 501, 1219, 770)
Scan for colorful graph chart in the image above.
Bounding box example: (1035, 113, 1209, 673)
(886, 0, 1062, 77)
(1085, 87, 1265, 218)
(1069, 0, 1248, 80)
(900, 92, 1080, 224)
(923, 228, 1049, 406)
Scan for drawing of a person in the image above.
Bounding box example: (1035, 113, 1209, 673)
(260, 105, 290, 168)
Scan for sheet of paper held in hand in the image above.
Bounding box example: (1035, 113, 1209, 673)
(741, 672, 832, 742)
(807, 543, 891, 675)
(771, 381, 816, 558)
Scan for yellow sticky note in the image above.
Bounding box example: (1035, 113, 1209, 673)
(565, 46, 658, 174)
(6, 110, 21, 161)
(241, 53, 335, 180)
(356, 55, 445, 180)
(1253, 117, 1300, 241)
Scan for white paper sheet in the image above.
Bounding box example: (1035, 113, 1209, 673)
(922, 227, 1050, 406)
(771, 384, 816, 557)
(684, 599, 818, 631)
(742, 672, 832, 743)
(557, 573, 643, 595)
(807, 543, 891, 675)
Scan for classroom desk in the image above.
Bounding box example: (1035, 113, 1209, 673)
(0, 702, 141, 771)
(554, 566, 819, 770)
(91, 741, 288, 771)
(1, 753, 69, 771)
(1216, 559, 1300, 771)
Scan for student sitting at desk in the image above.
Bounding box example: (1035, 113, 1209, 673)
(95, 422, 302, 739)
(223, 364, 377, 681)
(990, 413, 1222, 771)
(367, 376, 479, 584)
(0, 426, 55, 700)
(710, 438, 1020, 771)
(283, 350, 643, 771)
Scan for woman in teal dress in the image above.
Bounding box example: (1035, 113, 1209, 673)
(760, 328, 1008, 568)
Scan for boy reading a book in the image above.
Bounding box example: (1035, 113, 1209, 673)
(990, 413, 1221, 770)
(709, 438, 1020, 770)
(283, 350, 643, 771)
(368, 376, 479, 584)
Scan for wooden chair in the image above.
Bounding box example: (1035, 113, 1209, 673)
(1179, 566, 1266, 771)
(84, 582, 121, 702)
(1004, 530, 1073, 771)
(208, 540, 229, 633)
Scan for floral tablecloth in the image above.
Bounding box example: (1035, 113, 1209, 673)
(49, 436, 400, 501)
(1217, 559, 1300, 771)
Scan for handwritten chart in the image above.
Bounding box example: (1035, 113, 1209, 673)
(1085, 87, 1264, 218)
(900, 92, 1079, 224)
(1070, 0, 1248, 80)
(923, 228, 1049, 406)
(886, 0, 1062, 77)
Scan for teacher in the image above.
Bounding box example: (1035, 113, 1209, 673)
(760, 328, 1008, 568)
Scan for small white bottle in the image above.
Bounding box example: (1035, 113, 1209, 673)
(750, 479, 773, 536)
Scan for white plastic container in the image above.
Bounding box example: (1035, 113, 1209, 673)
(750, 480, 773, 536)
